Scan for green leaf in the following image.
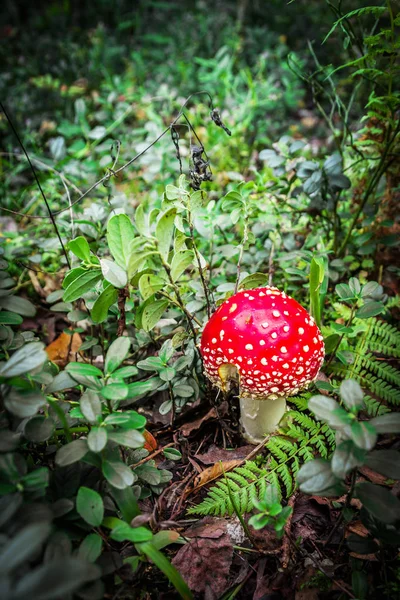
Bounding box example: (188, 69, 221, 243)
(308, 395, 349, 429)
(110, 522, 152, 543)
(76, 486, 104, 527)
(100, 258, 127, 288)
(297, 459, 339, 495)
(62, 267, 86, 289)
(155, 208, 176, 260)
(128, 250, 158, 279)
(170, 250, 194, 282)
(66, 362, 103, 378)
(137, 356, 165, 371)
(4, 390, 46, 418)
(105, 336, 131, 374)
(139, 542, 193, 600)
(55, 439, 89, 466)
(135, 204, 150, 236)
(126, 378, 161, 400)
(63, 270, 102, 302)
(109, 487, 140, 521)
(80, 390, 102, 424)
(355, 482, 400, 524)
(335, 283, 353, 301)
(0, 311, 23, 325)
(142, 299, 168, 331)
(112, 366, 138, 379)
(107, 214, 135, 269)
(88, 427, 108, 452)
(356, 301, 385, 319)
(91, 285, 118, 323)
(24, 416, 55, 442)
(78, 533, 103, 563)
(309, 256, 325, 328)
(12, 557, 101, 600)
(139, 273, 167, 300)
(68, 236, 91, 262)
(163, 448, 182, 461)
(248, 513, 270, 529)
(340, 379, 364, 410)
(370, 413, 400, 433)
(0, 523, 51, 574)
(0, 296, 36, 317)
(108, 429, 145, 448)
(238, 273, 269, 290)
(331, 441, 365, 479)
(365, 450, 400, 479)
(101, 383, 129, 401)
(102, 459, 134, 489)
(0, 342, 47, 378)
(324, 334, 340, 354)
(350, 421, 377, 450)
(104, 411, 146, 429)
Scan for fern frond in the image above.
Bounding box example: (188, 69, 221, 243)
(189, 415, 334, 517)
(363, 394, 391, 417)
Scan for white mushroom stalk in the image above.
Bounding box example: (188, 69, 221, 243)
(200, 287, 325, 444)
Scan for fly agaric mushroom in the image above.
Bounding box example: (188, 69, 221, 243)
(200, 286, 325, 444)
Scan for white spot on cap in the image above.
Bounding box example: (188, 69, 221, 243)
(245, 344, 253, 350)
(261, 358, 268, 366)
(220, 330, 225, 340)
(228, 349, 234, 354)
(271, 332, 277, 339)
(272, 356, 278, 362)
(261, 322, 269, 329)
(212, 338, 217, 343)
(271, 387, 279, 393)
(272, 310, 280, 317)
(284, 311, 289, 316)
(303, 345, 309, 352)
(297, 367, 304, 374)
(281, 346, 287, 353)
(283, 325, 290, 332)
(246, 378, 254, 384)
(222, 316, 227, 321)
(283, 363, 289, 369)
(237, 356, 243, 362)
(313, 337, 317, 343)
(298, 328, 304, 335)
(259, 340, 266, 346)
(229, 303, 237, 313)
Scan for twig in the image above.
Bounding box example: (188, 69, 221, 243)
(116, 284, 129, 336)
(0, 101, 71, 268)
(129, 442, 175, 468)
(0, 91, 218, 220)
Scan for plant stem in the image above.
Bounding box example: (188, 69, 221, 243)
(161, 258, 198, 343)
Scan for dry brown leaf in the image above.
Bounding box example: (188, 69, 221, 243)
(195, 443, 253, 465)
(46, 331, 82, 367)
(172, 518, 233, 597)
(143, 430, 157, 452)
(179, 407, 217, 437)
(191, 460, 242, 493)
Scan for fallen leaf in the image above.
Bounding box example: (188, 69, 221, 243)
(195, 443, 253, 465)
(179, 407, 217, 437)
(46, 331, 82, 367)
(191, 460, 242, 493)
(172, 517, 233, 597)
(143, 429, 157, 452)
(359, 465, 388, 486)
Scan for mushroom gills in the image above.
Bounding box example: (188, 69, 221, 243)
(217, 363, 240, 392)
(239, 396, 287, 444)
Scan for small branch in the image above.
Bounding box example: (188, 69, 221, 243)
(130, 442, 175, 468)
(116, 285, 129, 336)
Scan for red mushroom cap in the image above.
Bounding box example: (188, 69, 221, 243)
(200, 286, 325, 399)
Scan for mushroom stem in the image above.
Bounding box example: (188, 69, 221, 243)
(239, 396, 287, 444)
